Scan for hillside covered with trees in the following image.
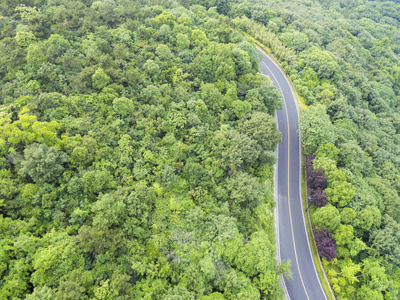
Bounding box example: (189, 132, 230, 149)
(3, 0, 400, 299)
(0, 0, 286, 299)
(193, 0, 400, 299)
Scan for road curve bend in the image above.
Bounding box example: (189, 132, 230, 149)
(257, 48, 328, 300)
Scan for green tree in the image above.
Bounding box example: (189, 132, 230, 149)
(176, 33, 190, 50)
(81, 169, 113, 199)
(315, 143, 339, 162)
(325, 180, 355, 208)
(281, 31, 309, 51)
(200, 83, 224, 112)
(191, 29, 209, 48)
(112, 97, 134, 117)
(370, 215, 400, 267)
(235, 231, 275, 277)
(305, 46, 340, 79)
(258, 76, 283, 115)
(338, 140, 373, 176)
(56, 268, 93, 300)
(0, 107, 60, 149)
(238, 112, 281, 151)
(31, 231, 84, 287)
(25, 286, 55, 300)
(356, 285, 383, 300)
(224, 172, 266, 226)
(94, 279, 118, 300)
(340, 207, 357, 224)
(299, 104, 336, 153)
(349, 238, 367, 257)
(163, 286, 195, 300)
(91, 193, 127, 229)
(232, 100, 252, 119)
(92, 68, 110, 90)
(360, 258, 389, 294)
(341, 260, 361, 285)
(223, 130, 260, 169)
(356, 206, 381, 233)
(333, 224, 354, 246)
(200, 292, 226, 300)
(19, 143, 68, 183)
(312, 204, 341, 232)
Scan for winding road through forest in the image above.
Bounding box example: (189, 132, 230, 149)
(257, 48, 328, 300)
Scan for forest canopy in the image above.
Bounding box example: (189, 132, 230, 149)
(0, 0, 284, 299)
(3, 0, 400, 299)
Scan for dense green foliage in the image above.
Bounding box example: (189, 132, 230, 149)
(0, 1, 285, 299)
(204, 0, 400, 298)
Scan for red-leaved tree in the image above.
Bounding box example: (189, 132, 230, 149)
(305, 155, 328, 208)
(313, 226, 337, 261)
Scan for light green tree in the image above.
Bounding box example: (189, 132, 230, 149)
(92, 193, 127, 229)
(340, 207, 357, 224)
(235, 231, 275, 277)
(25, 286, 55, 300)
(333, 224, 354, 246)
(31, 231, 84, 287)
(92, 68, 110, 90)
(19, 143, 68, 183)
(315, 143, 340, 162)
(299, 104, 336, 153)
(305, 46, 340, 79)
(238, 112, 281, 151)
(313, 204, 341, 232)
(232, 100, 252, 119)
(341, 260, 361, 285)
(325, 180, 355, 207)
(112, 97, 134, 117)
(356, 206, 381, 232)
(191, 29, 209, 47)
(349, 238, 367, 257)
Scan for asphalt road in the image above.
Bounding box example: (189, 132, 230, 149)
(257, 48, 328, 300)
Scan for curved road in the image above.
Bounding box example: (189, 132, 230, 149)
(257, 48, 328, 300)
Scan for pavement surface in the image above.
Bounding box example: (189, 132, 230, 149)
(257, 48, 328, 300)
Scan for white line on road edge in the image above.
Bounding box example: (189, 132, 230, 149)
(264, 58, 290, 300)
(274, 114, 291, 300)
